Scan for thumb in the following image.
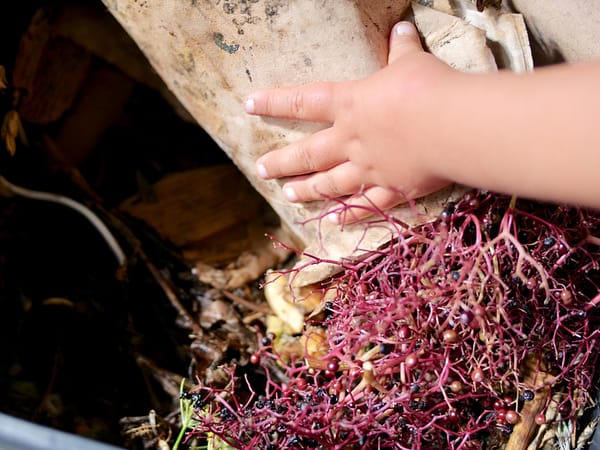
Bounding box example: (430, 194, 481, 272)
(388, 21, 424, 64)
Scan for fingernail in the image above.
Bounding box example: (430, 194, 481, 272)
(327, 212, 339, 224)
(284, 186, 297, 202)
(256, 163, 268, 179)
(394, 22, 415, 37)
(244, 97, 255, 114)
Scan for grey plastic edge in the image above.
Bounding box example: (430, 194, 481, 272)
(0, 413, 125, 450)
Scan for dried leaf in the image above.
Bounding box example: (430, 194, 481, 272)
(0, 66, 7, 90)
(263, 272, 304, 334)
(5, 138, 16, 157)
(527, 391, 562, 450)
(575, 417, 599, 450)
(42, 297, 76, 308)
(199, 299, 237, 328)
(1, 110, 26, 156)
(267, 317, 306, 360)
(556, 420, 573, 450)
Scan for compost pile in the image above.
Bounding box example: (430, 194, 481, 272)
(186, 193, 600, 450)
(2, 2, 600, 450)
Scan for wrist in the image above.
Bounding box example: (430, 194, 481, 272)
(417, 70, 470, 186)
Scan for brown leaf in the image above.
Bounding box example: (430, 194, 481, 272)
(2, 110, 21, 156)
(0, 66, 7, 90)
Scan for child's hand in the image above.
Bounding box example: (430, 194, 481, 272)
(245, 21, 459, 222)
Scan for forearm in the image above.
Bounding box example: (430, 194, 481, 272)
(430, 61, 600, 208)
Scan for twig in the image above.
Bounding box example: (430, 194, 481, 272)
(143, 257, 201, 334)
(221, 289, 272, 314)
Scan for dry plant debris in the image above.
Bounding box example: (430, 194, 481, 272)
(2, 3, 600, 450)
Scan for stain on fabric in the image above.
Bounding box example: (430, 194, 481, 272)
(213, 32, 240, 53)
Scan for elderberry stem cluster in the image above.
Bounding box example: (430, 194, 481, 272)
(187, 192, 600, 449)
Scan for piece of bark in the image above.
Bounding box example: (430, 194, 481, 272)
(120, 164, 290, 279)
(120, 165, 263, 248)
(506, 356, 556, 450)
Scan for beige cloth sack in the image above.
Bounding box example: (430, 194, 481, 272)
(101, 0, 535, 284)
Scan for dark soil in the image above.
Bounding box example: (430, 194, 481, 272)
(0, 2, 237, 445)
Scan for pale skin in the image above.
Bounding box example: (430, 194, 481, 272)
(244, 21, 600, 223)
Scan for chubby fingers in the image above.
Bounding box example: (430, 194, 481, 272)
(281, 162, 371, 203)
(245, 81, 342, 123)
(388, 21, 424, 64)
(256, 128, 346, 179)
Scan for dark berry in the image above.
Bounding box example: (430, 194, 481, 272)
(440, 202, 455, 221)
(304, 438, 318, 447)
(558, 402, 571, 415)
(219, 409, 232, 420)
(460, 310, 474, 325)
(522, 390, 534, 402)
(180, 390, 191, 399)
(379, 343, 394, 354)
(191, 394, 205, 408)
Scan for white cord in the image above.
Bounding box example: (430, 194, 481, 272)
(0, 175, 126, 266)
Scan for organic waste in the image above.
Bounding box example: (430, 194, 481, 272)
(183, 191, 600, 449)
